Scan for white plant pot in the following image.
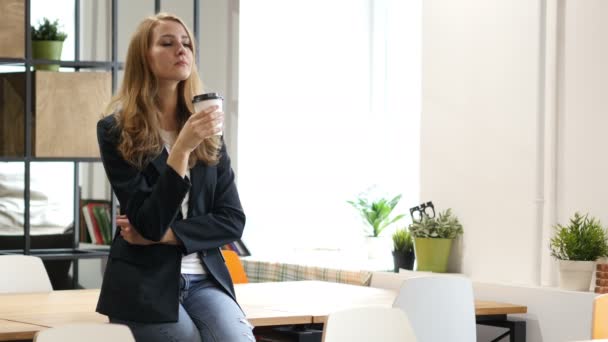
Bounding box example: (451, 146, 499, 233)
(365, 236, 391, 259)
(558, 260, 595, 291)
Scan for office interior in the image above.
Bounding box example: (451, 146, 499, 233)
(1, 1, 607, 341)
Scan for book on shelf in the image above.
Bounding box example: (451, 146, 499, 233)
(80, 199, 112, 245)
(91, 203, 112, 244)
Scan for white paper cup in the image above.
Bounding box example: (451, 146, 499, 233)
(192, 92, 223, 136)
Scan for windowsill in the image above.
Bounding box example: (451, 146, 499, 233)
(242, 249, 393, 272)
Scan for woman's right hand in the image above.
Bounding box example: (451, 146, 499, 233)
(174, 105, 224, 154)
(117, 215, 156, 246)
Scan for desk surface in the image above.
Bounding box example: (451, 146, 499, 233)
(0, 280, 527, 341)
(0, 319, 46, 341)
(235, 280, 527, 323)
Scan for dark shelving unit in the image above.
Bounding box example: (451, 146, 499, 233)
(0, 0, 201, 288)
(0, 248, 110, 260)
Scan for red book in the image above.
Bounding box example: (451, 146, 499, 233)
(86, 203, 105, 245)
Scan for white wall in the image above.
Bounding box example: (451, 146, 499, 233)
(556, 1, 608, 253)
(422, 0, 543, 284)
(423, 0, 608, 288)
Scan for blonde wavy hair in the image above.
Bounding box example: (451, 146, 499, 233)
(104, 13, 221, 169)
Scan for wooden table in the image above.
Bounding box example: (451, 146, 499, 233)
(0, 280, 527, 341)
(235, 280, 527, 323)
(0, 320, 46, 341)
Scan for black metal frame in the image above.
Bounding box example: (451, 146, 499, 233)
(0, 0, 116, 288)
(0, 248, 110, 260)
(0, 0, 202, 288)
(477, 315, 526, 342)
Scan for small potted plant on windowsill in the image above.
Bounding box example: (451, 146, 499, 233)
(550, 212, 608, 291)
(408, 208, 463, 273)
(347, 194, 405, 259)
(392, 227, 415, 272)
(31, 17, 68, 71)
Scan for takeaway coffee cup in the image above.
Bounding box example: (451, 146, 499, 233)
(192, 92, 224, 136)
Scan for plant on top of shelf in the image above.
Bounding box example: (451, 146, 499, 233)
(347, 194, 405, 238)
(550, 212, 608, 291)
(31, 18, 68, 41)
(392, 227, 414, 254)
(550, 212, 608, 261)
(408, 207, 463, 273)
(391, 227, 415, 271)
(31, 18, 68, 71)
(348, 191, 406, 260)
(408, 208, 463, 239)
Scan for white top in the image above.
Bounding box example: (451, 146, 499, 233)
(159, 128, 205, 275)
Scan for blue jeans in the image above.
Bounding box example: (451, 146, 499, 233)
(110, 273, 254, 342)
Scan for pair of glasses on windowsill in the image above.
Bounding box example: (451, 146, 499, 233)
(409, 201, 435, 222)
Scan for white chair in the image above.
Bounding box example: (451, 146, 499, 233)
(322, 307, 417, 342)
(0, 255, 52, 293)
(34, 323, 135, 342)
(370, 270, 435, 291)
(393, 275, 476, 342)
(371, 270, 460, 291)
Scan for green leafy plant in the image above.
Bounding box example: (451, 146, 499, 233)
(347, 194, 405, 237)
(392, 228, 414, 253)
(31, 18, 68, 41)
(408, 208, 463, 239)
(550, 212, 608, 261)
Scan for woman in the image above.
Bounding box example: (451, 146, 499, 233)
(96, 13, 254, 342)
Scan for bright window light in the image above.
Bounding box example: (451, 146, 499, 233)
(239, 0, 421, 256)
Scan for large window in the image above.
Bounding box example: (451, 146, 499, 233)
(239, 0, 421, 255)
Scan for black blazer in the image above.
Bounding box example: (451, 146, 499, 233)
(95, 114, 245, 323)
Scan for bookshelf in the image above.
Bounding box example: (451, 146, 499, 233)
(0, 0, 209, 289)
(0, 0, 121, 289)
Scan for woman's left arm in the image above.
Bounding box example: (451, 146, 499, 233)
(170, 143, 245, 254)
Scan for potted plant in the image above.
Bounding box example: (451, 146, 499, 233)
(348, 194, 406, 259)
(31, 18, 68, 71)
(408, 208, 463, 272)
(392, 227, 415, 272)
(550, 212, 608, 291)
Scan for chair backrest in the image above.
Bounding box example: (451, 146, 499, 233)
(393, 275, 476, 342)
(0, 255, 52, 293)
(222, 249, 249, 284)
(592, 293, 608, 338)
(34, 323, 134, 342)
(370, 270, 435, 291)
(322, 307, 417, 342)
